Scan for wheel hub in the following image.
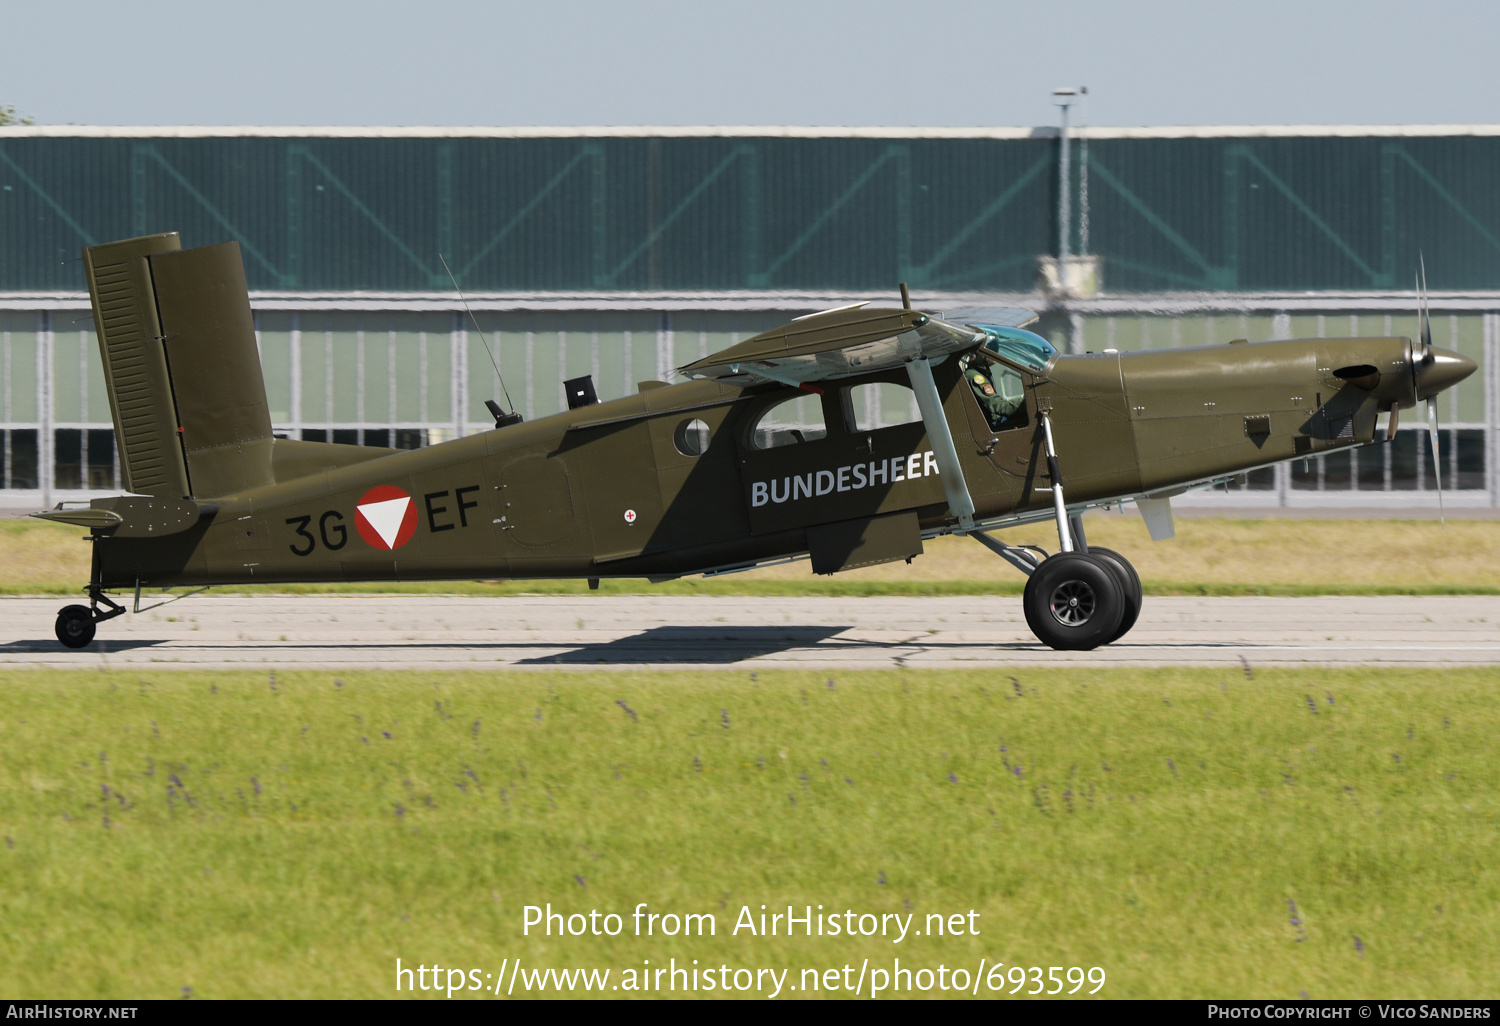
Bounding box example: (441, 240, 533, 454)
(1048, 580, 1097, 626)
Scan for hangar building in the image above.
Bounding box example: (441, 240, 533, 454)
(1, 124, 1498, 509)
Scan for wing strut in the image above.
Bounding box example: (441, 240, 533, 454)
(904, 357, 976, 530)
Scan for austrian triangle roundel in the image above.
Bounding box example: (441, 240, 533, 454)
(354, 485, 418, 551)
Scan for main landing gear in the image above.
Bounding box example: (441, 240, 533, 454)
(1080, 546, 1143, 642)
(902, 357, 1142, 651)
(1021, 547, 1142, 651)
(970, 413, 1145, 651)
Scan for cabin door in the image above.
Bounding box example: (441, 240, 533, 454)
(955, 352, 1041, 514)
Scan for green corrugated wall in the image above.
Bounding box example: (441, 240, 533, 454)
(1, 133, 1498, 293)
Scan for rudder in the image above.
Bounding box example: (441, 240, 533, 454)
(84, 233, 191, 497)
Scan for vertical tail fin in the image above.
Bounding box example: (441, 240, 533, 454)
(84, 233, 191, 497)
(148, 241, 274, 496)
(85, 235, 275, 498)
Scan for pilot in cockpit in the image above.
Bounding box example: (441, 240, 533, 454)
(960, 352, 1028, 433)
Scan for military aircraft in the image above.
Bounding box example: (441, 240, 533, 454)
(32, 233, 1476, 651)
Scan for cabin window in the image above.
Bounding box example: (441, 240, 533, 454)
(960, 352, 1028, 432)
(674, 418, 711, 456)
(844, 382, 922, 432)
(749, 393, 827, 449)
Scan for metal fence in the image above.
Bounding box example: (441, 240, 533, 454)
(2, 294, 1495, 511)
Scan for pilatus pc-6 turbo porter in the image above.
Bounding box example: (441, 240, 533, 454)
(34, 233, 1475, 651)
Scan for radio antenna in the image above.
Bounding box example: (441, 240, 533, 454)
(439, 253, 516, 415)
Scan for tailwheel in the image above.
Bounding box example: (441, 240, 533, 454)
(1083, 546, 1143, 643)
(55, 605, 96, 649)
(1022, 552, 1125, 651)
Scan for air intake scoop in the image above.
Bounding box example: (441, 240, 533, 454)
(1332, 364, 1380, 389)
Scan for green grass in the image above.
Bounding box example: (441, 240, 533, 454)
(1, 668, 1497, 999)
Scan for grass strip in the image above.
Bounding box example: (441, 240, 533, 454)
(1, 667, 1496, 999)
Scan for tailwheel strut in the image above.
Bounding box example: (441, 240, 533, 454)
(55, 538, 127, 649)
(55, 590, 125, 650)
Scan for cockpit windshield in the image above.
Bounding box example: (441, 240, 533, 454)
(974, 325, 1057, 372)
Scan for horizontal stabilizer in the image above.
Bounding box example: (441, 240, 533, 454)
(30, 507, 124, 529)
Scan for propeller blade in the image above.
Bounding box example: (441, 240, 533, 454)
(1419, 254, 1433, 355)
(1427, 396, 1445, 525)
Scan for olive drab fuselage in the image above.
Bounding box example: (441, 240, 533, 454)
(90, 328, 1437, 591)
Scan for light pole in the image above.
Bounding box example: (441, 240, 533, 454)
(1052, 88, 1078, 269)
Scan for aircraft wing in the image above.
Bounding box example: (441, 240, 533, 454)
(938, 306, 1039, 330)
(678, 303, 995, 387)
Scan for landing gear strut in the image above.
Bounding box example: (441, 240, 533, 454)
(969, 413, 1145, 651)
(971, 530, 1142, 651)
(54, 540, 126, 650)
(54, 592, 124, 649)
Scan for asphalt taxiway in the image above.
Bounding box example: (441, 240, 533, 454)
(3, 594, 1499, 670)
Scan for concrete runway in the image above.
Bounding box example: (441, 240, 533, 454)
(3, 593, 1500, 670)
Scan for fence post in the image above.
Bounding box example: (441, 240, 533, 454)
(1487, 311, 1498, 507)
(656, 310, 673, 383)
(39, 309, 52, 508)
(289, 312, 302, 441)
(453, 311, 467, 440)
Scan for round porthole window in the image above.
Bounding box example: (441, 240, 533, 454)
(674, 418, 711, 456)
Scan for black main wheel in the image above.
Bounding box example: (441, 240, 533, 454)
(1022, 553, 1125, 651)
(1084, 546, 1143, 643)
(55, 605, 96, 649)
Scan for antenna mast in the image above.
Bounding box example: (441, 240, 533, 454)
(439, 253, 517, 418)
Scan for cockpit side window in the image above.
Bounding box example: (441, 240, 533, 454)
(749, 393, 828, 449)
(960, 352, 1029, 432)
